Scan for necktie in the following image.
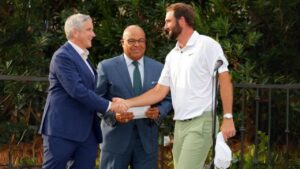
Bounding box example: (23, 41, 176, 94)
(132, 61, 142, 95)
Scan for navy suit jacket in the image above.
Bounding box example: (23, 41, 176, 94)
(96, 54, 172, 154)
(39, 42, 109, 143)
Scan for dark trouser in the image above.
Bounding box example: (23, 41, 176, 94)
(100, 126, 157, 169)
(42, 131, 98, 169)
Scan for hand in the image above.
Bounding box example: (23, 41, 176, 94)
(110, 97, 128, 114)
(145, 107, 160, 120)
(112, 97, 125, 103)
(115, 112, 134, 123)
(113, 97, 131, 110)
(221, 118, 236, 141)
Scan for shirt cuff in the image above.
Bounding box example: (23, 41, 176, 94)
(106, 101, 112, 112)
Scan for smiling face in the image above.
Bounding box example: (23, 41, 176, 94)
(164, 11, 182, 41)
(121, 26, 146, 61)
(72, 19, 95, 49)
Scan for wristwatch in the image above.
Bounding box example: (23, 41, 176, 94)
(223, 113, 233, 119)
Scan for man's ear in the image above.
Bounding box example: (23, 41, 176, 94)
(72, 28, 79, 38)
(120, 39, 125, 47)
(178, 16, 186, 26)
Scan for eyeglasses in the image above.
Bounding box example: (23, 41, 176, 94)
(122, 38, 146, 45)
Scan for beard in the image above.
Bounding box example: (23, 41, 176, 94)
(165, 21, 182, 41)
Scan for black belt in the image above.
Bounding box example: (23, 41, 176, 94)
(182, 118, 193, 121)
(181, 116, 199, 122)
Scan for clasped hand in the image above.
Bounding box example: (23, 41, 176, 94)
(109, 98, 131, 123)
(109, 98, 159, 123)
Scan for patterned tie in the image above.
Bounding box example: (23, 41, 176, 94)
(132, 61, 142, 95)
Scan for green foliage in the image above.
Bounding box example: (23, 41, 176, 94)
(1, 0, 298, 81)
(231, 131, 300, 169)
(196, 0, 299, 83)
(0, 122, 36, 147)
(0, 0, 299, 167)
(15, 156, 38, 166)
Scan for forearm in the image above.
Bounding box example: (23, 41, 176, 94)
(219, 72, 236, 140)
(127, 84, 169, 108)
(219, 72, 233, 114)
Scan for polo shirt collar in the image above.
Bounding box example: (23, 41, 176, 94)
(175, 31, 199, 51)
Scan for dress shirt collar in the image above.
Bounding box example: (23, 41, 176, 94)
(123, 53, 144, 67)
(68, 40, 90, 60)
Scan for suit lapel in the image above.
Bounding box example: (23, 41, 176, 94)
(65, 43, 96, 88)
(143, 57, 150, 92)
(115, 55, 135, 96)
(86, 58, 97, 88)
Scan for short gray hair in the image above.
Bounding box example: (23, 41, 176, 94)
(64, 13, 92, 40)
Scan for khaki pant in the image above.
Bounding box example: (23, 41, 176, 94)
(172, 112, 218, 169)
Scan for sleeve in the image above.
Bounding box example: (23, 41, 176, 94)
(205, 40, 229, 76)
(53, 52, 109, 114)
(158, 55, 171, 87)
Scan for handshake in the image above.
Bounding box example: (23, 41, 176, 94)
(110, 97, 129, 115)
(109, 98, 159, 123)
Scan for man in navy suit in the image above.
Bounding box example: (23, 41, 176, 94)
(96, 25, 172, 169)
(39, 13, 121, 169)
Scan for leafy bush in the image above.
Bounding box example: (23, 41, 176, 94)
(0, 0, 299, 167)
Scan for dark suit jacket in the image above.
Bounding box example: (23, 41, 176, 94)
(39, 42, 109, 143)
(96, 54, 172, 154)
